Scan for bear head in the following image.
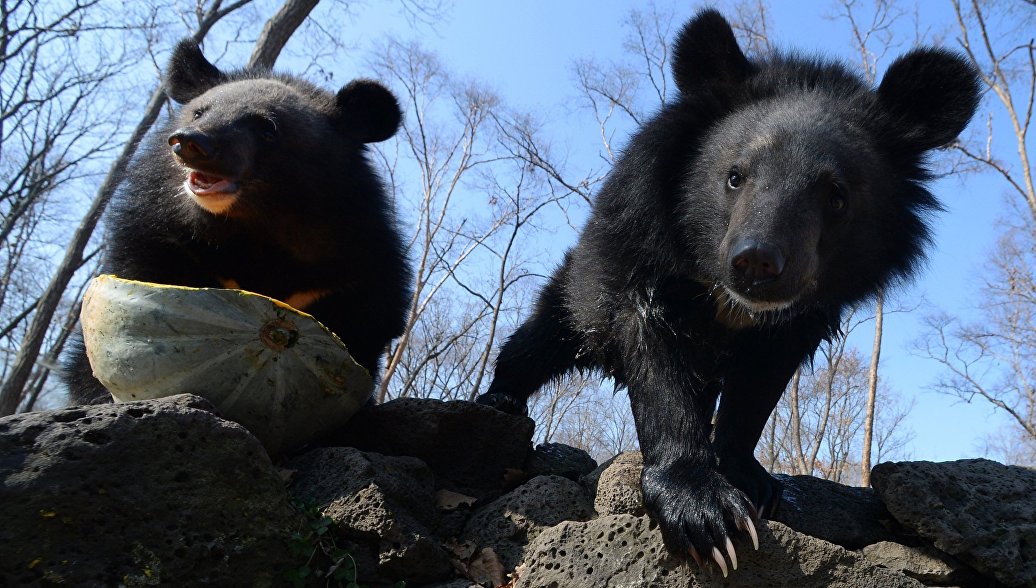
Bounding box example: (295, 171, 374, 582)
(672, 10, 980, 319)
(162, 40, 401, 216)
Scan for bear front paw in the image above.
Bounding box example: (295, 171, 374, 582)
(641, 463, 759, 576)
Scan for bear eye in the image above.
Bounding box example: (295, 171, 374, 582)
(829, 183, 848, 213)
(727, 167, 744, 189)
(261, 117, 278, 142)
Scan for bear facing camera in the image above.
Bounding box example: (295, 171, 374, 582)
(64, 40, 412, 406)
(478, 8, 980, 576)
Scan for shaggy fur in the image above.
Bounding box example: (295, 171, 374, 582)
(64, 40, 412, 405)
(478, 9, 979, 567)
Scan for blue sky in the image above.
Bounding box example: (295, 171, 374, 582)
(286, 0, 1020, 461)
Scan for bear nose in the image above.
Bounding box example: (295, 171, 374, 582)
(168, 129, 215, 162)
(729, 238, 786, 286)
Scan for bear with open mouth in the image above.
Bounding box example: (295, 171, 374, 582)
(64, 40, 412, 406)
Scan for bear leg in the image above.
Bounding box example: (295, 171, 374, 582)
(477, 269, 583, 416)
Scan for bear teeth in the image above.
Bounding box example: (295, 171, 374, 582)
(187, 171, 238, 195)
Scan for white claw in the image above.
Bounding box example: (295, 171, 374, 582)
(725, 536, 738, 570)
(745, 517, 760, 551)
(711, 546, 728, 578)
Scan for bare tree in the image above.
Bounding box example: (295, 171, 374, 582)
(861, 289, 883, 485)
(950, 0, 1033, 220)
(913, 0, 1036, 464)
(371, 40, 502, 401)
(371, 40, 576, 403)
(0, 0, 164, 415)
(759, 307, 914, 484)
(917, 226, 1036, 461)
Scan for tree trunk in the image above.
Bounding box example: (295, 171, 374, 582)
(789, 367, 809, 474)
(861, 289, 884, 486)
(0, 89, 166, 416)
(248, 0, 320, 69)
(0, 0, 320, 416)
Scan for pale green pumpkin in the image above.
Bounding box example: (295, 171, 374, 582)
(80, 274, 372, 454)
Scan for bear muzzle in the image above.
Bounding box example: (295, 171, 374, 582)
(720, 237, 807, 313)
(728, 238, 785, 286)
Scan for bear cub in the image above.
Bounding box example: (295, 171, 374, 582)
(478, 9, 979, 573)
(65, 40, 412, 405)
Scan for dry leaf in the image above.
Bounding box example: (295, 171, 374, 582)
(436, 489, 476, 510)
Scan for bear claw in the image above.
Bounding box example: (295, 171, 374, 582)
(737, 516, 760, 551)
(711, 546, 728, 577)
(725, 536, 738, 570)
(689, 546, 704, 567)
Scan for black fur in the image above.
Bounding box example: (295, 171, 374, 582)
(64, 40, 412, 405)
(478, 9, 979, 565)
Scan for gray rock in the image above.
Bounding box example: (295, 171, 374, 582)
(592, 451, 645, 516)
(861, 541, 984, 585)
(515, 515, 924, 588)
(524, 442, 597, 480)
(463, 475, 594, 571)
(331, 398, 535, 498)
(871, 459, 1036, 587)
(773, 473, 898, 549)
(289, 447, 452, 586)
(0, 394, 300, 587)
(290, 446, 437, 526)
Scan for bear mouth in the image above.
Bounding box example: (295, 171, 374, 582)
(187, 171, 239, 195)
(717, 284, 799, 323)
(184, 170, 240, 214)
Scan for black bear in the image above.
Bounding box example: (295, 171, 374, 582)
(477, 9, 979, 574)
(64, 40, 412, 405)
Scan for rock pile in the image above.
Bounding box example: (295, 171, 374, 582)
(2, 395, 1033, 587)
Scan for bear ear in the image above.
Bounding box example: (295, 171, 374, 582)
(672, 9, 753, 95)
(334, 80, 402, 144)
(165, 39, 226, 104)
(877, 48, 981, 152)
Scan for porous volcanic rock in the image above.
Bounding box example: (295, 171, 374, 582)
(0, 394, 300, 587)
(514, 515, 924, 588)
(330, 398, 535, 499)
(871, 459, 1036, 587)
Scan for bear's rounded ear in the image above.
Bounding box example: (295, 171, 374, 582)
(877, 48, 981, 152)
(672, 9, 753, 95)
(165, 39, 226, 104)
(334, 80, 402, 144)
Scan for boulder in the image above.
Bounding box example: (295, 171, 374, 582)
(523, 442, 597, 480)
(590, 451, 645, 516)
(0, 394, 300, 587)
(289, 447, 452, 585)
(772, 473, 898, 549)
(861, 541, 985, 586)
(871, 459, 1036, 587)
(462, 474, 595, 571)
(330, 398, 535, 499)
(515, 515, 924, 588)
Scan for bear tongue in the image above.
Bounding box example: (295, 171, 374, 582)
(188, 171, 239, 195)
